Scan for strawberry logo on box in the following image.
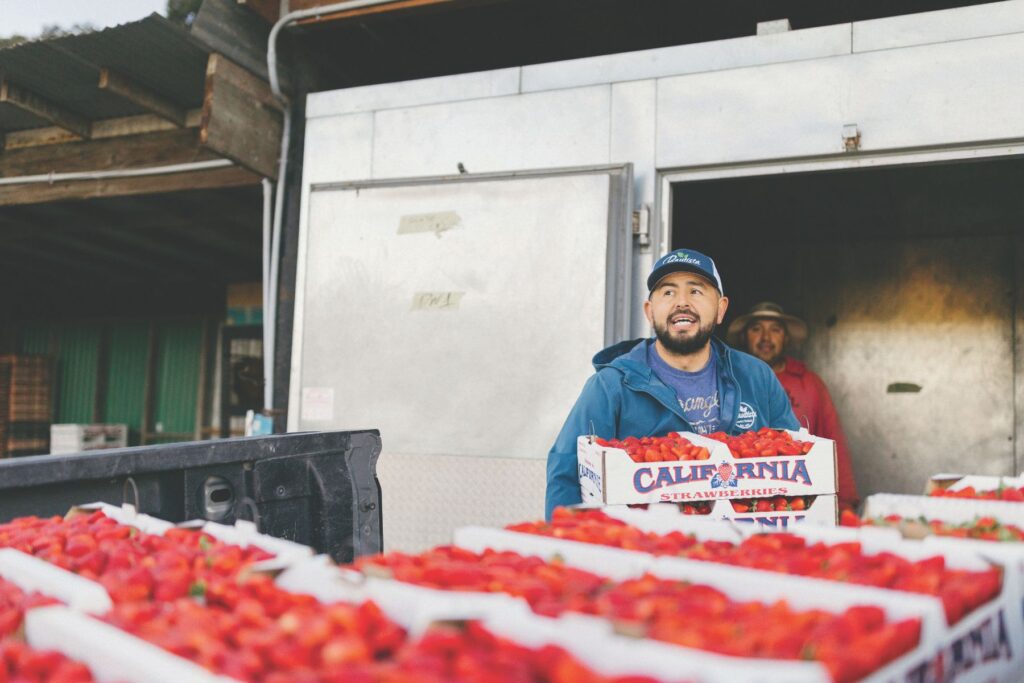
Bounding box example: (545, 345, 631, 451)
(710, 461, 738, 489)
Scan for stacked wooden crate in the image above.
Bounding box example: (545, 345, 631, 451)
(0, 355, 53, 457)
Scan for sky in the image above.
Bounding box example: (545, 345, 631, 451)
(0, 0, 167, 38)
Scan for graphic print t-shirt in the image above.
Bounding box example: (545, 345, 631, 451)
(647, 342, 721, 435)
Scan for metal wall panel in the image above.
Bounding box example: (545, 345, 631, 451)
(307, 67, 521, 118)
(16, 323, 51, 355)
(521, 24, 852, 93)
(611, 80, 659, 338)
(377, 452, 545, 553)
(852, 0, 1024, 53)
(371, 86, 611, 179)
(849, 33, 1024, 153)
(153, 321, 202, 437)
(104, 322, 149, 440)
(303, 114, 374, 186)
(802, 237, 1015, 495)
(55, 324, 101, 424)
(656, 57, 848, 167)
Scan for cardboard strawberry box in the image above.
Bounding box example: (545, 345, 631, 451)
(578, 429, 836, 505)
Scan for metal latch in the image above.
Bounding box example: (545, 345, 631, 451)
(842, 124, 861, 152)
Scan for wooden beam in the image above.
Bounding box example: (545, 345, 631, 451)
(0, 79, 92, 139)
(237, 0, 279, 24)
(200, 53, 283, 179)
(0, 166, 262, 206)
(98, 69, 188, 128)
(4, 110, 202, 151)
(30, 230, 184, 278)
(1, 243, 127, 280)
(1, 128, 215, 178)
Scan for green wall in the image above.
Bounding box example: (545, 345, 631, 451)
(14, 319, 207, 444)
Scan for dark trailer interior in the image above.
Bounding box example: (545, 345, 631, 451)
(671, 154, 1024, 497)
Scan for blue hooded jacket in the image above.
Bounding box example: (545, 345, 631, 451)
(545, 337, 799, 519)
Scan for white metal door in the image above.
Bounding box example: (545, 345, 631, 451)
(289, 165, 632, 460)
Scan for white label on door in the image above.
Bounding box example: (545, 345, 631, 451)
(397, 211, 461, 236)
(301, 387, 335, 421)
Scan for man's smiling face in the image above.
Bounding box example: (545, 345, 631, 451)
(746, 319, 788, 368)
(644, 271, 728, 356)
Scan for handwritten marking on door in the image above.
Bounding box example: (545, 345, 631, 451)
(411, 292, 464, 311)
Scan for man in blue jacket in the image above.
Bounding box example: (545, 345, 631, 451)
(545, 248, 799, 518)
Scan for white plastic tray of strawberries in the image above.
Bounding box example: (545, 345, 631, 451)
(462, 509, 1024, 682)
(274, 551, 815, 682)
(741, 520, 1024, 683)
(453, 524, 942, 683)
(864, 492, 1024, 528)
(78, 501, 315, 567)
(4, 503, 318, 682)
(934, 474, 1024, 494)
(0, 546, 234, 683)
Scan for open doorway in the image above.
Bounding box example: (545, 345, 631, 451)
(669, 154, 1024, 497)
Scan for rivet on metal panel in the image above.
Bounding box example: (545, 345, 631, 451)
(275, 485, 287, 497)
(362, 526, 371, 535)
(842, 124, 861, 152)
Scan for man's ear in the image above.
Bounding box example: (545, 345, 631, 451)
(716, 296, 730, 324)
(643, 299, 654, 326)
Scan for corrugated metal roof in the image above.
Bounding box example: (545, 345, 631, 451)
(0, 15, 211, 133)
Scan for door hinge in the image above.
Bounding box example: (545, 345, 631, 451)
(632, 206, 650, 247)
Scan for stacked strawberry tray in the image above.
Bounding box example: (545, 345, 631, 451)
(577, 429, 837, 524)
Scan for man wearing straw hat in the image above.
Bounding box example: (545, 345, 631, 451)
(727, 302, 859, 510)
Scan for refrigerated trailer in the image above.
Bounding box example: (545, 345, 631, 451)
(289, 1, 1024, 551)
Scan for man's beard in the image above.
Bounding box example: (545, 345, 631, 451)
(654, 316, 717, 355)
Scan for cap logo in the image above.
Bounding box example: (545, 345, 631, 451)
(662, 252, 701, 266)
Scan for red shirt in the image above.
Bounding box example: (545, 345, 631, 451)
(776, 358, 859, 511)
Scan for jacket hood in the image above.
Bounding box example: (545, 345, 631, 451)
(592, 336, 735, 378)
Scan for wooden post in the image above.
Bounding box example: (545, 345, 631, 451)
(194, 318, 212, 441)
(93, 326, 111, 424)
(200, 53, 283, 179)
(140, 323, 158, 446)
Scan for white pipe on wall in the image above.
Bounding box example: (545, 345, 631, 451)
(0, 159, 233, 186)
(264, 0, 398, 420)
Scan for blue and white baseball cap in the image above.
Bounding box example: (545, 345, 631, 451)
(647, 248, 724, 294)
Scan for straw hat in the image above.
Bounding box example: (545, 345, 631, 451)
(726, 302, 808, 348)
